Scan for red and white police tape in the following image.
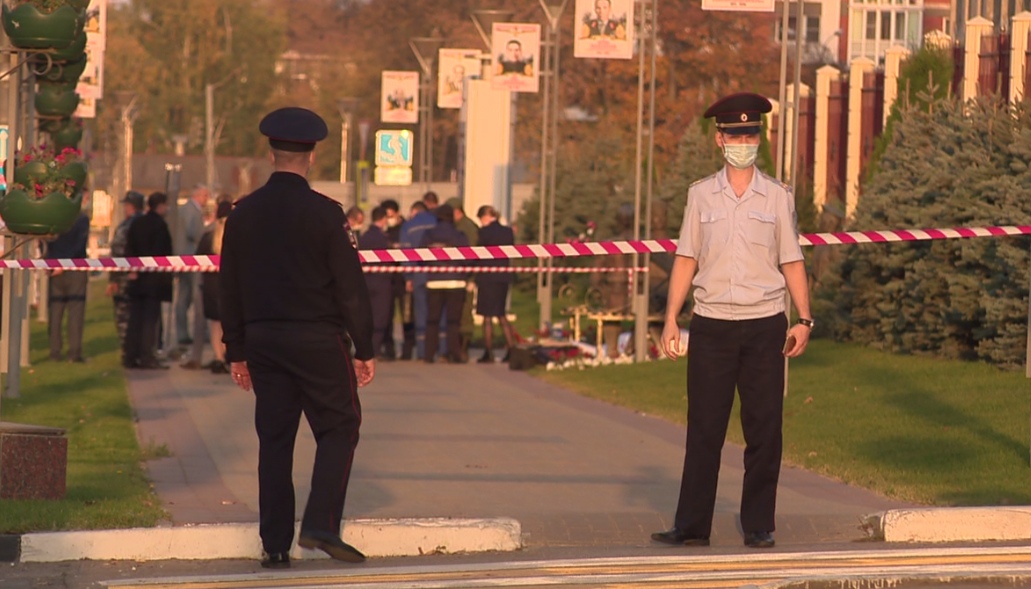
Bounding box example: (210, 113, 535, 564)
(6, 225, 1031, 272)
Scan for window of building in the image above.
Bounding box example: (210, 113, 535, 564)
(806, 15, 820, 43)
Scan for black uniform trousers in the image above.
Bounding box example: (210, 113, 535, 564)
(367, 282, 393, 358)
(124, 296, 163, 366)
(425, 287, 465, 362)
(246, 321, 362, 554)
(673, 313, 787, 536)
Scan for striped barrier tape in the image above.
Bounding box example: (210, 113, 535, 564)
(4, 225, 1031, 272)
(361, 266, 649, 274)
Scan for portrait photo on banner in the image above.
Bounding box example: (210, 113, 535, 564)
(380, 71, 420, 124)
(437, 49, 481, 109)
(491, 22, 541, 94)
(573, 0, 633, 59)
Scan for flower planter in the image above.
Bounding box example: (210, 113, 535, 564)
(50, 124, 83, 151)
(55, 161, 86, 189)
(38, 55, 87, 84)
(48, 27, 86, 63)
(1, 4, 81, 50)
(12, 160, 50, 187)
(0, 189, 82, 235)
(35, 84, 79, 118)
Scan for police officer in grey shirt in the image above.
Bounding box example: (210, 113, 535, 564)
(652, 93, 813, 550)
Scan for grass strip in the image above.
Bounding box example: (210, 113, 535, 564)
(0, 278, 166, 533)
(538, 339, 1031, 506)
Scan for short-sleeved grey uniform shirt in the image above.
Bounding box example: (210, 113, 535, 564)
(675, 167, 804, 321)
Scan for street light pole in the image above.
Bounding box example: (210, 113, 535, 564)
(410, 37, 445, 190)
(632, 0, 660, 362)
(205, 83, 215, 194)
(536, 0, 569, 333)
(204, 68, 244, 196)
(337, 97, 359, 196)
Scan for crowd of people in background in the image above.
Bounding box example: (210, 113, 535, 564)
(87, 186, 237, 372)
(361, 191, 517, 364)
(55, 187, 517, 371)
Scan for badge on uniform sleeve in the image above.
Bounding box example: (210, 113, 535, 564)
(344, 222, 359, 250)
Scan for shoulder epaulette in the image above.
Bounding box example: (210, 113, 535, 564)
(313, 190, 344, 208)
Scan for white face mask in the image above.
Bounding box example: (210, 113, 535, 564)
(387, 217, 400, 228)
(723, 144, 759, 169)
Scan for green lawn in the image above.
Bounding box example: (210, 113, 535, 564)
(0, 278, 166, 533)
(538, 339, 1031, 506)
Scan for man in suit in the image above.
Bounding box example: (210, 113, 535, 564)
(358, 206, 395, 360)
(220, 107, 375, 570)
(124, 192, 174, 369)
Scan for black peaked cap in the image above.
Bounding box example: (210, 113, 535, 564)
(259, 107, 329, 152)
(703, 92, 772, 135)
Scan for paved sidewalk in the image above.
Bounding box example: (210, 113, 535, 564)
(126, 354, 908, 549)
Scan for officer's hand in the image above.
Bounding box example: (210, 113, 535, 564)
(105, 283, 118, 297)
(661, 320, 686, 361)
(783, 324, 811, 358)
(354, 359, 375, 387)
(230, 361, 252, 392)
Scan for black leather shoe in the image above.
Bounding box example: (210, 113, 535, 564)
(477, 353, 494, 364)
(650, 528, 710, 546)
(260, 551, 290, 569)
(744, 531, 775, 548)
(298, 530, 366, 563)
(139, 360, 170, 370)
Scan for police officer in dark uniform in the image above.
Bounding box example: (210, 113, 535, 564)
(219, 107, 375, 569)
(651, 93, 812, 550)
(358, 206, 395, 360)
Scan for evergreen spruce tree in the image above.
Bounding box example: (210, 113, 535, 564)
(658, 120, 723, 235)
(820, 96, 1031, 368)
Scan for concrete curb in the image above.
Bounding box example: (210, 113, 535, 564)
(14, 517, 522, 563)
(872, 507, 1031, 543)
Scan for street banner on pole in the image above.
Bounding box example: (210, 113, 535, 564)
(438, 48, 481, 109)
(380, 71, 419, 124)
(491, 23, 541, 93)
(573, 0, 634, 59)
(74, 0, 106, 118)
(702, 0, 775, 12)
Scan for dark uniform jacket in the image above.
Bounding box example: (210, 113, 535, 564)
(357, 224, 393, 293)
(124, 210, 174, 301)
(419, 222, 469, 284)
(218, 172, 374, 363)
(109, 212, 141, 287)
(476, 221, 514, 285)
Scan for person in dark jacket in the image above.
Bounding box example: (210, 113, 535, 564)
(45, 213, 90, 362)
(219, 107, 375, 570)
(475, 206, 517, 363)
(107, 191, 144, 362)
(419, 204, 469, 363)
(358, 206, 395, 360)
(400, 200, 437, 359)
(380, 199, 413, 360)
(124, 192, 174, 369)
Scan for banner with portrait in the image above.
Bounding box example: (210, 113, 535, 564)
(573, 0, 633, 59)
(437, 49, 481, 109)
(381, 71, 419, 124)
(490, 23, 541, 94)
